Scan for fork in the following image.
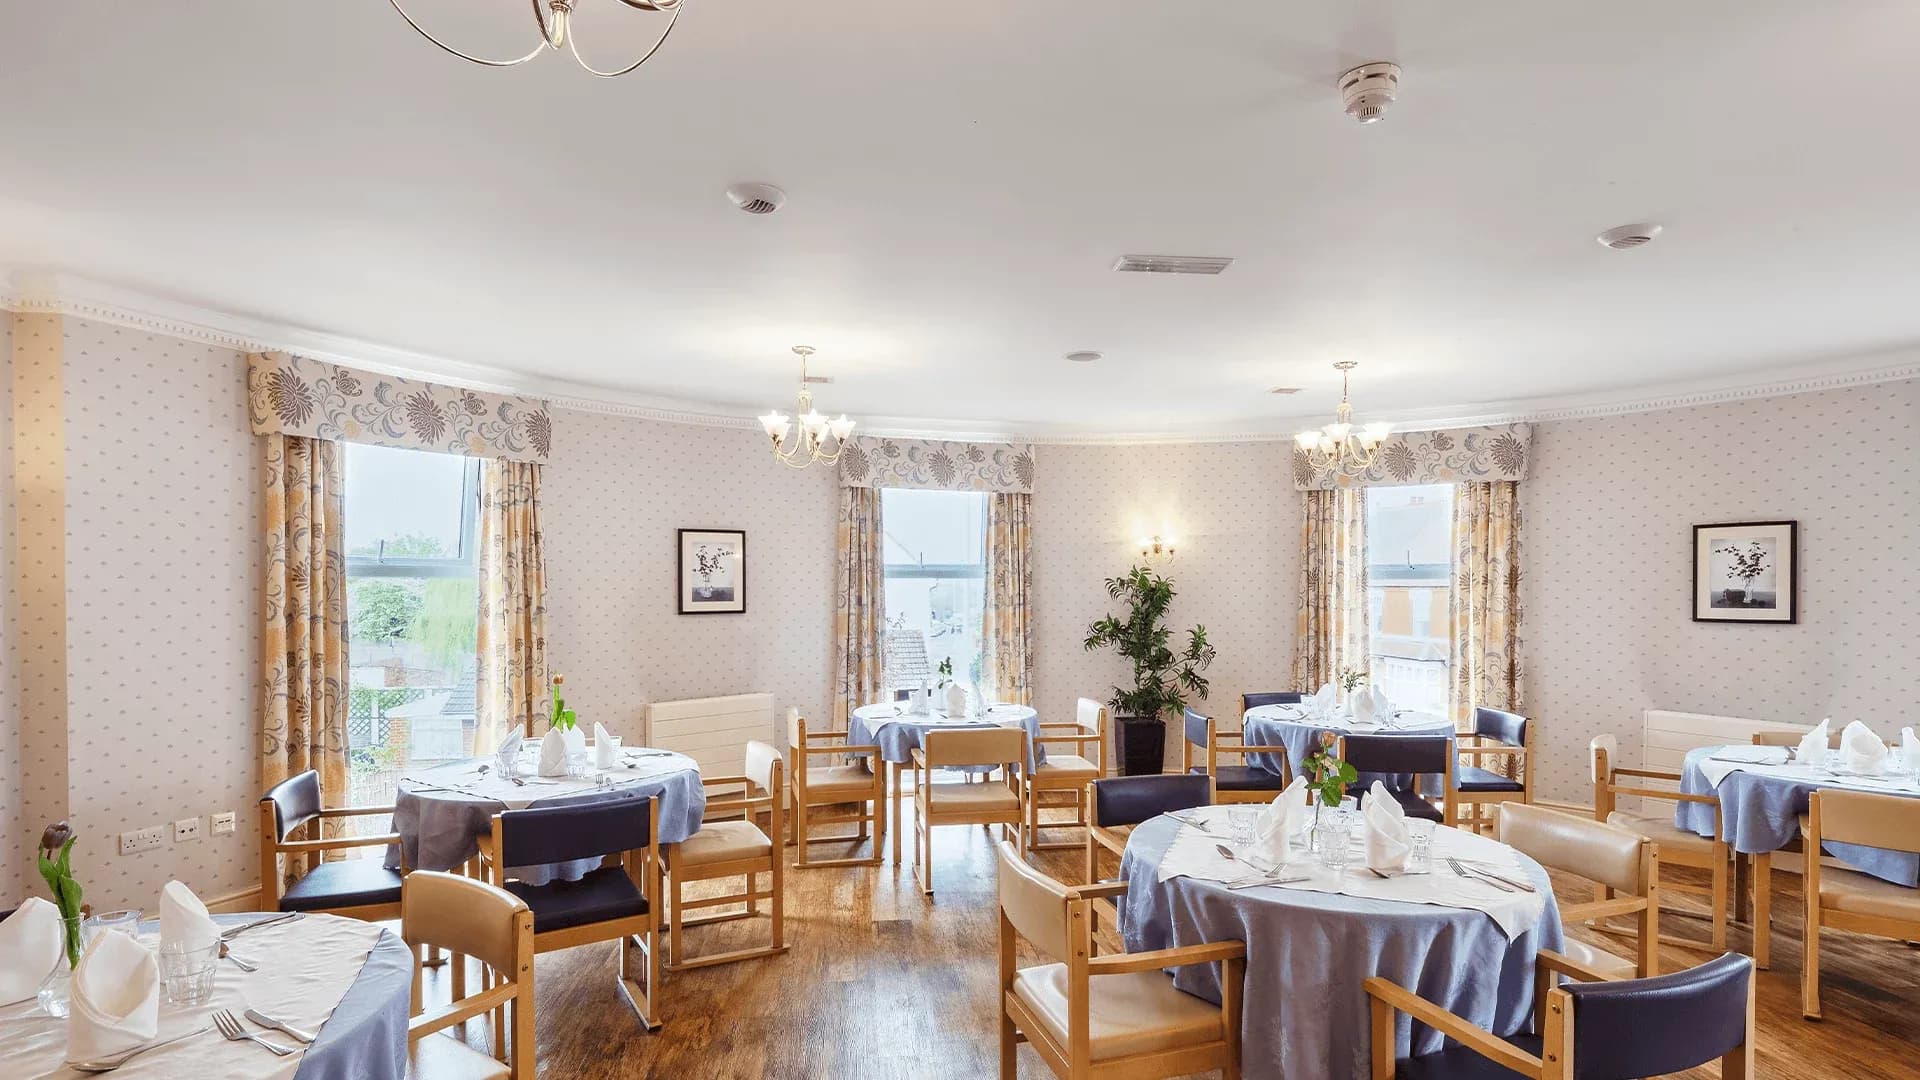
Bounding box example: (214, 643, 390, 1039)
(1447, 856, 1518, 893)
(212, 1008, 298, 1056)
(68, 1026, 213, 1072)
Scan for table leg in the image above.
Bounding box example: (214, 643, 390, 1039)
(1733, 853, 1753, 924)
(890, 762, 904, 866)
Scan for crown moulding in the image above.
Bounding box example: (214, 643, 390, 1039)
(4, 284, 1916, 447)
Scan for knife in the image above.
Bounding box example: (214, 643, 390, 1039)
(245, 1008, 317, 1045)
(221, 912, 301, 940)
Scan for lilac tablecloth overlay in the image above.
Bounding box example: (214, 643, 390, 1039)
(390, 749, 706, 886)
(1242, 704, 1456, 790)
(1119, 815, 1562, 1080)
(848, 703, 1045, 770)
(1677, 745, 1920, 886)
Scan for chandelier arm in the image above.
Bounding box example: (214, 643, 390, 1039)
(613, 0, 682, 9)
(565, 2, 683, 78)
(387, 0, 550, 67)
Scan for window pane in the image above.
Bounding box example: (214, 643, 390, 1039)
(345, 442, 471, 561)
(882, 487, 986, 568)
(881, 489, 988, 700)
(1365, 484, 1453, 716)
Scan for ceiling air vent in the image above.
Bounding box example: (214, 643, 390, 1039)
(1596, 223, 1662, 250)
(1269, 386, 1302, 395)
(1112, 254, 1234, 275)
(726, 182, 787, 215)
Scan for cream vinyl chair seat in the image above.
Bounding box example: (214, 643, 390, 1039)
(938, 783, 1024, 814)
(1815, 867, 1920, 921)
(1557, 937, 1637, 981)
(805, 765, 883, 800)
(1602, 810, 1718, 857)
(1010, 963, 1226, 1062)
(673, 819, 774, 866)
(1032, 755, 1102, 780)
(410, 1031, 512, 1080)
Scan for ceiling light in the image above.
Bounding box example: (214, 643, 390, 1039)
(388, 0, 686, 78)
(1295, 362, 1392, 475)
(1111, 255, 1234, 275)
(1596, 223, 1663, 250)
(1065, 351, 1102, 363)
(759, 347, 855, 471)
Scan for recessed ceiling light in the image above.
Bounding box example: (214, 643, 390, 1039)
(1111, 255, 1234, 275)
(1596, 223, 1662, 250)
(1065, 351, 1102, 363)
(1268, 386, 1302, 395)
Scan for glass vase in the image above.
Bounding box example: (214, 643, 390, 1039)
(36, 916, 82, 1017)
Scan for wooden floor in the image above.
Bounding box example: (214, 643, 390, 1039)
(418, 802, 1920, 1079)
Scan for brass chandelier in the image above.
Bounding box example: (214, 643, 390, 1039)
(758, 347, 856, 470)
(1295, 361, 1393, 474)
(388, 0, 685, 78)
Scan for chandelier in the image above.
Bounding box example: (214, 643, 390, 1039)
(388, 0, 685, 78)
(758, 347, 856, 470)
(1294, 361, 1393, 474)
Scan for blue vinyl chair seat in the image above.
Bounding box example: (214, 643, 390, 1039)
(502, 864, 649, 934)
(1192, 764, 1289, 792)
(1357, 785, 1445, 823)
(278, 860, 404, 912)
(1395, 1035, 1541, 1080)
(1455, 765, 1524, 793)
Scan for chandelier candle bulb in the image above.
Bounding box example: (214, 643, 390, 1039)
(1297, 361, 1393, 476)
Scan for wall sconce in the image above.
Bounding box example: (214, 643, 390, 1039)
(1139, 534, 1176, 562)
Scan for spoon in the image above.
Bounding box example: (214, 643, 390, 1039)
(219, 941, 257, 972)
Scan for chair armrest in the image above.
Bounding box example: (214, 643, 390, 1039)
(1068, 880, 1130, 901)
(1537, 948, 1620, 984)
(910, 748, 928, 770)
(794, 743, 878, 759)
(1088, 939, 1244, 976)
(318, 805, 397, 818)
(704, 795, 772, 817)
(1364, 976, 1545, 1077)
(274, 833, 401, 854)
(408, 982, 516, 1040)
(701, 774, 752, 788)
(1610, 785, 1717, 807)
(1612, 766, 1683, 782)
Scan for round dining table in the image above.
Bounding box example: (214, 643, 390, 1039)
(848, 701, 1042, 864)
(1119, 807, 1562, 1079)
(0, 912, 411, 1080)
(1242, 703, 1456, 789)
(390, 742, 706, 885)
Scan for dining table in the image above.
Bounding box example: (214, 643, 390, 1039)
(1119, 804, 1563, 1079)
(0, 912, 411, 1080)
(390, 742, 706, 885)
(848, 701, 1042, 864)
(1242, 702, 1457, 790)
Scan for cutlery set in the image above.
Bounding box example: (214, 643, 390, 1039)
(65, 997, 314, 1071)
(1446, 856, 1536, 893)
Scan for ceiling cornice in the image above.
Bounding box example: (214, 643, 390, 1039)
(5, 277, 1915, 446)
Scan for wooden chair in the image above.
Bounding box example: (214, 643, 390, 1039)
(483, 797, 664, 1029)
(1801, 789, 1920, 1020)
(1183, 708, 1291, 805)
(1340, 734, 1451, 823)
(1590, 734, 1731, 951)
(1020, 698, 1109, 852)
(996, 841, 1245, 1079)
(1498, 803, 1658, 978)
(1452, 707, 1534, 833)
(1367, 951, 1754, 1080)
(787, 707, 885, 867)
(1084, 774, 1214, 885)
(1239, 691, 1305, 714)
(401, 871, 534, 1080)
(662, 740, 787, 971)
(258, 770, 404, 920)
(913, 726, 1028, 897)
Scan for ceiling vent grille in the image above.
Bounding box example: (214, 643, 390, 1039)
(1596, 223, 1662, 250)
(1112, 254, 1234, 275)
(1268, 386, 1302, 395)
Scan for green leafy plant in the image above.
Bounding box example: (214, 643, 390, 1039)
(935, 656, 954, 688)
(549, 673, 578, 732)
(1083, 565, 1216, 720)
(37, 821, 83, 968)
(1303, 732, 1357, 808)
(1339, 668, 1369, 694)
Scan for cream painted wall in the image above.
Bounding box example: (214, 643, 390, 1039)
(0, 313, 18, 898)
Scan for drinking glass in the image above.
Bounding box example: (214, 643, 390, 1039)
(1406, 819, 1436, 873)
(1315, 816, 1352, 873)
(83, 910, 141, 945)
(565, 749, 590, 779)
(1228, 808, 1258, 847)
(158, 939, 219, 1006)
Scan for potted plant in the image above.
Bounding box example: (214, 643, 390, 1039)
(1083, 565, 1216, 775)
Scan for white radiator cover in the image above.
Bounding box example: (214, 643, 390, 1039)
(1640, 709, 1807, 774)
(645, 692, 775, 776)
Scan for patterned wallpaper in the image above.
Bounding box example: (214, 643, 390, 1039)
(0, 315, 18, 899)
(1522, 378, 1920, 803)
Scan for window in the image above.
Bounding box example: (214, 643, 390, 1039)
(344, 444, 481, 809)
(1365, 484, 1453, 716)
(881, 488, 988, 698)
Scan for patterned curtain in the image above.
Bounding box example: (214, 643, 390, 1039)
(477, 459, 549, 750)
(984, 492, 1035, 705)
(833, 487, 887, 726)
(261, 434, 348, 875)
(1291, 488, 1370, 692)
(1450, 481, 1524, 728)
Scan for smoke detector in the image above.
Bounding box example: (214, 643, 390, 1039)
(726, 182, 787, 215)
(1596, 223, 1663, 250)
(1338, 61, 1401, 124)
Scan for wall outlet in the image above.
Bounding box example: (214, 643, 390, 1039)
(119, 825, 167, 855)
(211, 811, 237, 836)
(174, 817, 203, 842)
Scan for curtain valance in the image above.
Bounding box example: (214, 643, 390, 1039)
(838, 436, 1036, 493)
(248, 352, 553, 463)
(1291, 423, 1530, 490)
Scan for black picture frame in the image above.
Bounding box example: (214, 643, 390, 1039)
(1692, 520, 1797, 624)
(677, 529, 746, 614)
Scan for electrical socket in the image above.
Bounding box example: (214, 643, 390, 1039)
(174, 817, 202, 842)
(211, 811, 237, 836)
(119, 825, 167, 855)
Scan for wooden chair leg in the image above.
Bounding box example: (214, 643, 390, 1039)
(669, 873, 684, 969)
(795, 799, 811, 868)
(999, 1009, 1018, 1080)
(1751, 853, 1771, 970)
(1709, 849, 1729, 950)
(891, 763, 905, 866)
(489, 964, 506, 1061)
(1803, 886, 1822, 1019)
(771, 857, 786, 952)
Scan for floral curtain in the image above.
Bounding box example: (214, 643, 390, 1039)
(839, 436, 1036, 493)
(248, 352, 552, 462)
(477, 459, 550, 749)
(261, 434, 348, 877)
(1291, 488, 1371, 692)
(833, 487, 887, 726)
(984, 492, 1035, 705)
(1449, 480, 1524, 729)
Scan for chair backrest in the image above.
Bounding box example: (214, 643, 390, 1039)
(260, 770, 322, 842)
(924, 726, 1026, 768)
(402, 870, 530, 976)
(1182, 708, 1213, 750)
(1751, 729, 1845, 749)
(745, 740, 782, 794)
(1242, 691, 1304, 713)
(1091, 774, 1212, 828)
(497, 797, 654, 868)
(995, 839, 1071, 963)
(1074, 697, 1108, 735)
(1472, 707, 1528, 747)
(1498, 804, 1647, 895)
(1589, 735, 1617, 818)
(1561, 952, 1751, 1079)
(787, 706, 806, 749)
(1340, 734, 1451, 777)
(1811, 789, 1920, 854)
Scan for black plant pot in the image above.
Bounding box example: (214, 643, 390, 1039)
(1114, 716, 1167, 777)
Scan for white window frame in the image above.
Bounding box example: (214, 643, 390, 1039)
(344, 454, 482, 581)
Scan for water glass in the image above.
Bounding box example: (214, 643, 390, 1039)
(1406, 819, 1436, 873)
(494, 745, 520, 781)
(1315, 819, 1352, 873)
(565, 749, 590, 779)
(1228, 808, 1258, 847)
(83, 910, 142, 946)
(158, 939, 219, 1006)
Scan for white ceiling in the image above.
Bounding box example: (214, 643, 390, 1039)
(4, 1, 1919, 437)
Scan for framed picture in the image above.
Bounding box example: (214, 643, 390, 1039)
(678, 529, 746, 614)
(1693, 520, 1797, 624)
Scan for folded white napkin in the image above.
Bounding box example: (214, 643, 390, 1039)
(1904, 727, 1920, 772)
(1795, 719, 1831, 767)
(158, 880, 219, 952)
(1368, 685, 1393, 723)
(67, 930, 159, 1063)
(538, 728, 568, 777)
(1311, 683, 1338, 719)
(593, 723, 618, 770)
(1363, 780, 1411, 874)
(0, 896, 65, 1006)
(1253, 778, 1310, 865)
(496, 731, 524, 760)
(563, 723, 587, 757)
(1839, 720, 1887, 774)
(1351, 689, 1377, 726)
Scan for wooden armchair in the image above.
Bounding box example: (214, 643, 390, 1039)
(401, 871, 534, 1080)
(1183, 708, 1290, 805)
(1499, 803, 1658, 978)
(258, 770, 404, 921)
(1020, 698, 1109, 852)
(1452, 706, 1534, 833)
(1590, 735, 1731, 951)
(997, 840, 1244, 1079)
(662, 740, 788, 971)
(1801, 789, 1920, 1020)
(914, 726, 1027, 897)
(787, 707, 886, 867)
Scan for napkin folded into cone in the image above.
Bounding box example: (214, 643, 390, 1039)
(67, 930, 159, 1063)
(0, 896, 65, 1006)
(1363, 780, 1411, 875)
